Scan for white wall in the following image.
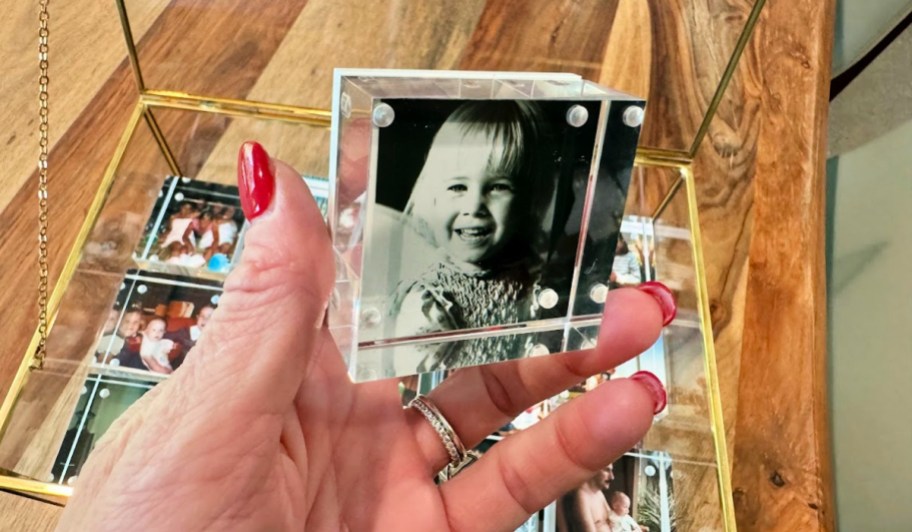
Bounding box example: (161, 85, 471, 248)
(828, 118, 912, 531)
(833, 0, 912, 75)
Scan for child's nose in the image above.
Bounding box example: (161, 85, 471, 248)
(459, 189, 489, 216)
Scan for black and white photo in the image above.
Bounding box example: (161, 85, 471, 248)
(359, 98, 613, 373)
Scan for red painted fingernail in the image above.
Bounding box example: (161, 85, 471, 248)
(238, 141, 275, 221)
(636, 281, 677, 326)
(629, 371, 667, 414)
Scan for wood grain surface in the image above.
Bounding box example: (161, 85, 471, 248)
(0, 0, 166, 213)
(731, 1, 837, 530)
(0, 1, 835, 530)
(0, 491, 62, 532)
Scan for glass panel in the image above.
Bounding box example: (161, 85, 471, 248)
(122, 0, 759, 152)
(403, 166, 727, 531)
(647, 167, 725, 530)
(50, 375, 155, 486)
(0, 115, 170, 479)
(0, 107, 331, 483)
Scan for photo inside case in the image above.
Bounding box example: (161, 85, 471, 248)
(133, 175, 330, 280)
(51, 374, 156, 486)
(134, 176, 248, 278)
(328, 70, 645, 381)
(402, 365, 675, 530)
(94, 269, 223, 378)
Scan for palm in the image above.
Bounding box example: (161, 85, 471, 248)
(58, 153, 666, 531)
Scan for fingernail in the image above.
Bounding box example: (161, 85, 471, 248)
(629, 371, 667, 414)
(636, 281, 677, 326)
(238, 141, 275, 221)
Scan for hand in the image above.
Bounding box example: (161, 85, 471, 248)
(57, 142, 672, 531)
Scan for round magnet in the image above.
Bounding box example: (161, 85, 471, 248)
(566, 104, 589, 128)
(538, 288, 559, 309)
(589, 283, 609, 303)
(361, 307, 382, 327)
(372, 103, 395, 128)
(623, 106, 645, 127)
(528, 343, 550, 356)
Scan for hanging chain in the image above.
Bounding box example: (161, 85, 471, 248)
(34, 0, 50, 369)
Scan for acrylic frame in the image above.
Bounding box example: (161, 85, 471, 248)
(328, 70, 644, 380)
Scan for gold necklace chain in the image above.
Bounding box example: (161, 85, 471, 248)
(34, 0, 50, 369)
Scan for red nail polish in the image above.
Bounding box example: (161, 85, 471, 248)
(238, 141, 275, 220)
(636, 281, 677, 326)
(629, 371, 667, 414)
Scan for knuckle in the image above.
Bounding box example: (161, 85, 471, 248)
(496, 454, 542, 516)
(479, 367, 523, 419)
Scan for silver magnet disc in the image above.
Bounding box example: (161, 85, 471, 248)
(372, 103, 395, 128)
(566, 104, 589, 127)
(580, 337, 597, 350)
(538, 288, 559, 309)
(361, 307, 382, 327)
(623, 106, 645, 127)
(589, 283, 609, 303)
(528, 344, 550, 357)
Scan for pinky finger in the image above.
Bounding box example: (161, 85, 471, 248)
(438, 376, 663, 531)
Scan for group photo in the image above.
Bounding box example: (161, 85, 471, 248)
(94, 270, 223, 376)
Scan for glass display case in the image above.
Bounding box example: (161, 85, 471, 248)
(0, 1, 766, 529)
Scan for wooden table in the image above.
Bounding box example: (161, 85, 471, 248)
(0, 1, 835, 530)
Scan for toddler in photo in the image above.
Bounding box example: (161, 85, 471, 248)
(607, 491, 648, 532)
(116, 317, 177, 374)
(390, 101, 555, 372)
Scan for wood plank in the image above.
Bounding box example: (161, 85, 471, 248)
(731, 1, 837, 530)
(194, 0, 488, 184)
(0, 491, 62, 531)
(0, 0, 166, 213)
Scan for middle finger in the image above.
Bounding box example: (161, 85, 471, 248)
(405, 285, 671, 474)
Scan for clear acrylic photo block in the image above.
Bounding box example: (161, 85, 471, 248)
(327, 70, 645, 381)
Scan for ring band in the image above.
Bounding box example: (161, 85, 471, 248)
(408, 395, 480, 481)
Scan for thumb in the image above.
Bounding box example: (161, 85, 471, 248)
(186, 141, 335, 412)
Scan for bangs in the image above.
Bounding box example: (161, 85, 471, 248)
(449, 101, 541, 178)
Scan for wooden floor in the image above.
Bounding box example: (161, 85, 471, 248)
(0, 1, 835, 530)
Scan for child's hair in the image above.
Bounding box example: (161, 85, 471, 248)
(144, 316, 167, 329)
(403, 100, 553, 257)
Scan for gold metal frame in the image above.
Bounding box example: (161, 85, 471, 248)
(0, 0, 766, 526)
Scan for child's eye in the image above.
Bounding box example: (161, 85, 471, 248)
(489, 182, 514, 193)
(447, 184, 467, 193)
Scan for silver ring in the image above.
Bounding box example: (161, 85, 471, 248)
(408, 395, 480, 481)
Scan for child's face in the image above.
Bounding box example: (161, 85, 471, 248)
(103, 309, 119, 335)
(420, 126, 519, 265)
(610, 495, 630, 516)
(144, 320, 166, 342)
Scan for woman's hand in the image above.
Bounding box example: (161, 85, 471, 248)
(57, 142, 672, 531)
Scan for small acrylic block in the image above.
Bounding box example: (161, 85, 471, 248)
(327, 69, 645, 381)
